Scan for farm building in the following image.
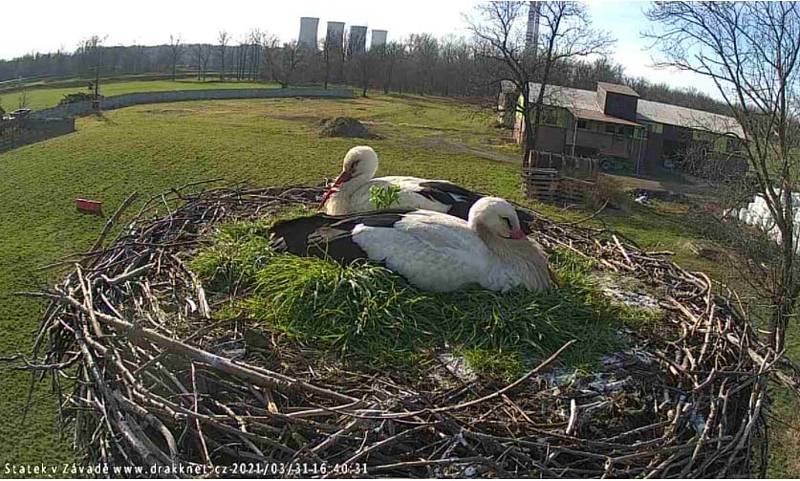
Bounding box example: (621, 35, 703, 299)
(511, 81, 746, 175)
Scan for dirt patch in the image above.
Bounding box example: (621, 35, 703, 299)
(421, 137, 521, 164)
(141, 108, 196, 115)
(318, 117, 381, 139)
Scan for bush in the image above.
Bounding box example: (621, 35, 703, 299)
(58, 92, 100, 105)
(584, 174, 628, 210)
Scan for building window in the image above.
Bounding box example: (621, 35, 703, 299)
(577, 119, 588, 130)
(541, 107, 559, 126)
(642, 122, 663, 134)
(605, 123, 617, 134)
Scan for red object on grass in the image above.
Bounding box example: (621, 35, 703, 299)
(76, 198, 103, 215)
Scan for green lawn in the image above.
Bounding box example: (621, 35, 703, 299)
(0, 79, 279, 111)
(0, 90, 797, 475)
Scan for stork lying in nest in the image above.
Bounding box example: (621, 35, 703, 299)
(319, 146, 536, 233)
(270, 197, 553, 292)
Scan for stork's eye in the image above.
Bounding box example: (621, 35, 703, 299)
(502, 216, 513, 229)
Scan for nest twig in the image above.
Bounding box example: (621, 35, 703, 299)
(12, 183, 800, 478)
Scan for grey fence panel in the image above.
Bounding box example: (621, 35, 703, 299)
(0, 118, 76, 153)
(30, 88, 354, 119)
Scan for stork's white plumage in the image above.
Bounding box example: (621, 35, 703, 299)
(320, 146, 485, 220)
(270, 197, 553, 292)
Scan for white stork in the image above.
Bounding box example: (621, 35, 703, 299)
(319, 146, 536, 232)
(270, 197, 553, 293)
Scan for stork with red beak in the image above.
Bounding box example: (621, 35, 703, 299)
(319, 146, 537, 233)
(271, 197, 552, 292)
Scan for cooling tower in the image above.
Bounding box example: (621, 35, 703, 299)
(348, 25, 368, 55)
(370, 30, 388, 49)
(299, 17, 319, 49)
(326, 21, 345, 50)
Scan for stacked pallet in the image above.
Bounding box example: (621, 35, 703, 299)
(523, 151, 599, 205)
(559, 177, 595, 205)
(522, 167, 595, 205)
(521, 167, 560, 203)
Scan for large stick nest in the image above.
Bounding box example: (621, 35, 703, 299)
(17, 183, 800, 478)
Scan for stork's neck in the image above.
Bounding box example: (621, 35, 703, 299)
(474, 222, 551, 290)
(340, 172, 371, 194)
(474, 223, 514, 261)
(325, 173, 371, 215)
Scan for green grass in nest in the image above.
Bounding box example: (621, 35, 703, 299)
(192, 218, 660, 378)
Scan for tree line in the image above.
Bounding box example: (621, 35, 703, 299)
(0, 29, 728, 115)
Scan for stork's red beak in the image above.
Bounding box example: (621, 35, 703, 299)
(509, 229, 526, 240)
(318, 170, 353, 209)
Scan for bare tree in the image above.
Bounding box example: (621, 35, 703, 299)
(194, 44, 212, 81)
(407, 34, 440, 94)
(339, 30, 349, 86)
(79, 35, 106, 109)
(468, 1, 613, 162)
(353, 49, 375, 97)
(247, 29, 264, 81)
(379, 41, 405, 94)
(647, 1, 800, 351)
(263, 39, 307, 88)
(168, 34, 183, 80)
(321, 33, 341, 89)
(217, 30, 230, 81)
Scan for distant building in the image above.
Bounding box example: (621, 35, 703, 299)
(370, 30, 388, 49)
(348, 25, 368, 55)
(513, 81, 746, 175)
(326, 21, 345, 50)
(299, 17, 319, 49)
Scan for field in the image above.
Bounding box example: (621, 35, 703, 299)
(0, 79, 278, 111)
(0, 90, 798, 475)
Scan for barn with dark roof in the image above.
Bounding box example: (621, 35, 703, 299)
(512, 82, 746, 175)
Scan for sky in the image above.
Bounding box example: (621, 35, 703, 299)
(0, 0, 719, 98)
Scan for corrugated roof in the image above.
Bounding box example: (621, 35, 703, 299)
(527, 82, 743, 137)
(598, 82, 640, 97)
(636, 99, 744, 137)
(529, 83, 599, 111)
(569, 108, 641, 127)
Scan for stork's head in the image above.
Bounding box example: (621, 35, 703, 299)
(319, 146, 379, 208)
(339, 145, 379, 183)
(468, 197, 526, 240)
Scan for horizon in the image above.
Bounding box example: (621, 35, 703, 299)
(0, 0, 721, 99)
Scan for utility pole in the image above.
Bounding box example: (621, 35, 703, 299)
(93, 49, 101, 110)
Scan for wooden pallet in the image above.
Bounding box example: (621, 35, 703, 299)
(558, 177, 594, 205)
(522, 167, 594, 205)
(522, 167, 560, 203)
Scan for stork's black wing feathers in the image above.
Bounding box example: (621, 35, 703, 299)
(514, 207, 536, 234)
(269, 210, 411, 264)
(415, 181, 537, 234)
(415, 181, 482, 220)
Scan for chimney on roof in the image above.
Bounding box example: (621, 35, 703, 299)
(597, 82, 639, 122)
